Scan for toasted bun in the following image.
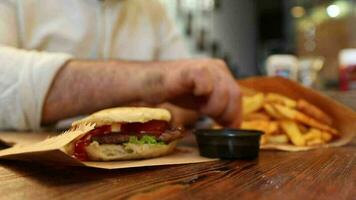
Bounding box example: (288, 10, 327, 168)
(72, 107, 171, 127)
(84, 141, 177, 161)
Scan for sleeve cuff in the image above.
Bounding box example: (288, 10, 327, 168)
(25, 51, 73, 131)
(0, 45, 72, 131)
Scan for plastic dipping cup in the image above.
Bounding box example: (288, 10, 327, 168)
(194, 129, 263, 160)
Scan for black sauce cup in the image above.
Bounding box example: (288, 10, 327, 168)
(194, 129, 263, 160)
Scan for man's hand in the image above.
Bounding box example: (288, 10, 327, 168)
(136, 59, 241, 127)
(43, 59, 241, 128)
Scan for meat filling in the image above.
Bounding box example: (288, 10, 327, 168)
(91, 128, 184, 144)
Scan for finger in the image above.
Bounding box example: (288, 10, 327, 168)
(170, 66, 214, 97)
(167, 66, 213, 109)
(190, 66, 214, 96)
(199, 80, 229, 120)
(209, 61, 241, 126)
(219, 83, 242, 128)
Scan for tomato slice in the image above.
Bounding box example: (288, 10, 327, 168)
(72, 120, 168, 161)
(121, 120, 169, 136)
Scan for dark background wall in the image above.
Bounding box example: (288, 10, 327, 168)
(211, 0, 258, 77)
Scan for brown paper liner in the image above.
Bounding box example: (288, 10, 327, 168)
(237, 76, 356, 151)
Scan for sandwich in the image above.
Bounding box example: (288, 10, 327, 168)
(65, 107, 184, 161)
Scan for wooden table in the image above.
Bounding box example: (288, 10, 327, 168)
(0, 92, 355, 200)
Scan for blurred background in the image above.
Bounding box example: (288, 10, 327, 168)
(160, 0, 356, 90)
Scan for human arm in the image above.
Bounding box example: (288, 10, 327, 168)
(43, 59, 242, 127)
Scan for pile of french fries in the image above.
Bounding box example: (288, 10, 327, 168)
(241, 92, 339, 147)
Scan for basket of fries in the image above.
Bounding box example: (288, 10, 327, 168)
(236, 77, 356, 151)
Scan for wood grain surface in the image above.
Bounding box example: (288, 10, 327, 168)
(0, 136, 354, 200)
(0, 91, 354, 200)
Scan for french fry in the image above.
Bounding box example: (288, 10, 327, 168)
(267, 134, 289, 144)
(265, 93, 297, 108)
(267, 121, 279, 135)
(321, 132, 333, 142)
(273, 104, 338, 135)
(241, 120, 270, 133)
(241, 120, 279, 135)
(297, 99, 333, 126)
(272, 104, 295, 118)
(244, 112, 270, 121)
(263, 103, 284, 119)
(280, 120, 305, 146)
(243, 93, 264, 116)
(303, 128, 322, 141)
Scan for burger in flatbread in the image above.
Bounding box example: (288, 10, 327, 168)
(65, 107, 184, 161)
